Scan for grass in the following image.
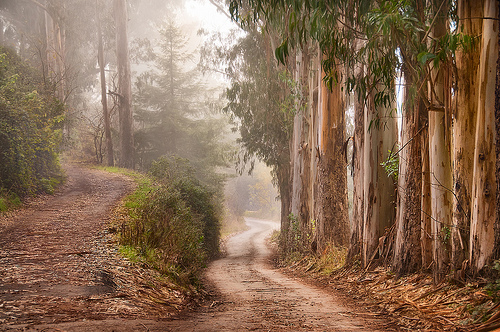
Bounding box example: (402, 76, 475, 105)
(315, 244, 348, 275)
(0, 192, 22, 212)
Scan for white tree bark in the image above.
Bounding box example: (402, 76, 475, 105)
(362, 92, 397, 265)
(470, 0, 499, 272)
(428, 5, 452, 281)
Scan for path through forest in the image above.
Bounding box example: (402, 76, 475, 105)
(0, 165, 393, 331)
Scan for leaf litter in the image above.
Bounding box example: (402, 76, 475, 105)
(0, 165, 192, 330)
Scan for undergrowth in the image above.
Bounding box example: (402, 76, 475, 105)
(100, 156, 222, 290)
(278, 238, 348, 275)
(0, 191, 22, 212)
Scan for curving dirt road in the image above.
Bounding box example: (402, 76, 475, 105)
(161, 217, 391, 331)
(0, 165, 392, 331)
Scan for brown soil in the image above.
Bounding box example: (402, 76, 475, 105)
(0, 165, 396, 331)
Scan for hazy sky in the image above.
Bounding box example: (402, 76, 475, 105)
(184, 0, 235, 33)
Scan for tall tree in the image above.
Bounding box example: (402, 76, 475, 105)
(208, 28, 293, 251)
(427, 1, 452, 281)
(316, 63, 349, 249)
(469, 0, 499, 272)
(362, 88, 397, 266)
(452, 0, 482, 275)
(96, 0, 113, 166)
(113, 0, 134, 168)
(134, 21, 228, 174)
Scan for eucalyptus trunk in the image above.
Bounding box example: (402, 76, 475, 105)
(347, 64, 365, 262)
(97, 2, 113, 167)
(315, 64, 348, 250)
(421, 121, 432, 270)
(452, 0, 482, 275)
(469, 0, 498, 272)
(495, 0, 500, 262)
(362, 90, 397, 266)
(298, 48, 313, 245)
(428, 3, 452, 282)
(393, 74, 424, 276)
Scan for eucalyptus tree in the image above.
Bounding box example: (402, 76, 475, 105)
(452, 0, 482, 275)
(96, 0, 113, 166)
(229, 0, 403, 259)
(469, 0, 498, 272)
(227, 0, 498, 278)
(200, 26, 294, 250)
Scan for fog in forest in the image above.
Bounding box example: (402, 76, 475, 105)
(0, 0, 279, 227)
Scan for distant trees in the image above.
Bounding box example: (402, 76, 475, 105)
(96, 0, 113, 166)
(134, 21, 230, 175)
(203, 27, 294, 250)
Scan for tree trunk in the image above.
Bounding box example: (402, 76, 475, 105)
(298, 48, 312, 247)
(453, 0, 482, 276)
(362, 89, 397, 266)
(316, 64, 348, 250)
(114, 0, 134, 169)
(278, 163, 292, 254)
(470, 0, 499, 272)
(347, 64, 365, 262)
(494, 0, 500, 262)
(97, 1, 114, 167)
(309, 47, 320, 253)
(393, 75, 424, 276)
(421, 119, 433, 270)
(428, 3, 452, 282)
(288, 54, 303, 250)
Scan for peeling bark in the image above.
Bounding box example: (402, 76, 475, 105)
(453, 0, 482, 275)
(470, 0, 499, 272)
(393, 78, 424, 276)
(428, 4, 452, 281)
(362, 90, 397, 266)
(316, 65, 348, 250)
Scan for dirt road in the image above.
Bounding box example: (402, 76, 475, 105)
(0, 165, 392, 331)
(159, 217, 391, 331)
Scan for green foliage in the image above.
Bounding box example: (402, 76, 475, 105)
(380, 149, 399, 181)
(119, 156, 223, 286)
(484, 260, 500, 302)
(212, 28, 292, 192)
(0, 47, 64, 199)
(0, 191, 21, 212)
(284, 213, 316, 255)
(229, 0, 474, 113)
(441, 226, 451, 246)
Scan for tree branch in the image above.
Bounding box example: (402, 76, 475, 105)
(207, 0, 232, 21)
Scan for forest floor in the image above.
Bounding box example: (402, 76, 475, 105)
(0, 164, 493, 331)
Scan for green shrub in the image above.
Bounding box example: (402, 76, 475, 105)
(149, 156, 222, 259)
(119, 156, 223, 286)
(0, 46, 64, 200)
